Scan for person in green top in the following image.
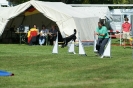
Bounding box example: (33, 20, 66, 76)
(95, 21, 109, 56)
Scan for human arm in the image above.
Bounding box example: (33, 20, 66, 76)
(95, 32, 99, 35)
(129, 23, 131, 31)
(95, 27, 100, 35)
(95, 32, 104, 36)
(48, 29, 53, 36)
(43, 29, 49, 36)
(27, 31, 31, 37)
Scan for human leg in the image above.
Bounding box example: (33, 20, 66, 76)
(29, 39, 33, 45)
(53, 36, 57, 45)
(96, 38, 103, 53)
(39, 38, 42, 45)
(123, 32, 127, 48)
(123, 39, 126, 48)
(41, 37, 45, 45)
(39, 37, 42, 45)
(129, 39, 133, 48)
(39, 36, 44, 45)
(43, 37, 46, 45)
(99, 38, 109, 55)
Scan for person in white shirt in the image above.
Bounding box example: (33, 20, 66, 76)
(39, 25, 49, 45)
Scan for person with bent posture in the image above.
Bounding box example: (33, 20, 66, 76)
(95, 21, 109, 56)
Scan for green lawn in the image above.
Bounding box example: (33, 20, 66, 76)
(0, 43, 133, 88)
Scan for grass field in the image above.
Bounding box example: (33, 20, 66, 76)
(0, 42, 133, 88)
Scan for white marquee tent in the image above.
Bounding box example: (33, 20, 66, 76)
(0, 0, 99, 41)
(73, 7, 116, 31)
(73, 7, 112, 20)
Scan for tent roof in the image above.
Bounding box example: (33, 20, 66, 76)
(0, 0, 99, 41)
(73, 7, 112, 20)
(0, 0, 95, 20)
(32, 1, 91, 18)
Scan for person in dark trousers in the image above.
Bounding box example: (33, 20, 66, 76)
(27, 24, 38, 45)
(95, 21, 109, 56)
(49, 25, 58, 45)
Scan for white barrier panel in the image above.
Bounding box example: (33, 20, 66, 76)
(68, 40, 76, 54)
(79, 39, 87, 56)
(52, 32, 58, 54)
(94, 34, 97, 52)
(101, 38, 111, 58)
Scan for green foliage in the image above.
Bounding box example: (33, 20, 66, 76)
(82, 0, 90, 4)
(9, 0, 133, 4)
(44, 0, 55, 1)
(82, 0, 132, 4)
(15, 0, 29, 4)
(0, 42, 133, 88)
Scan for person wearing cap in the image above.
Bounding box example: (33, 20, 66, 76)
(122, 17, 132, 49)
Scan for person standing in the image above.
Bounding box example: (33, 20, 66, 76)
(95, 21, 109, 56)
(39, 25, 49, 46)
(122, 18, 132, 48)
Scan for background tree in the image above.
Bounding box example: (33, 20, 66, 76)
(7, 0, 133, 5)
(7, 0, 29, 5)
(82, 0, 89, 4)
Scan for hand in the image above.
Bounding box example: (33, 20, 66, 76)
(94, 32, 99, 35)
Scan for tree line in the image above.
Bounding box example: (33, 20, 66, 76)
(7, 0, 133, 4)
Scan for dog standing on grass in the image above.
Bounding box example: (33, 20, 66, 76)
(61, 29, 77, 48)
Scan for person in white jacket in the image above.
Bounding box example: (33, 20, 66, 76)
(39, 25, 49, 45)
